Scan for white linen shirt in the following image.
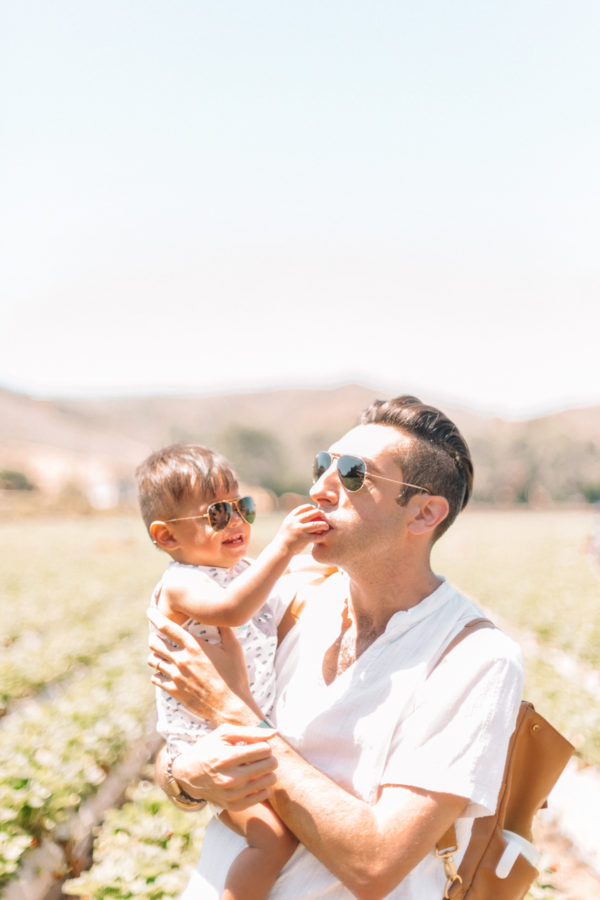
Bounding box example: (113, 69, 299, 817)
(182, 569, 523, 900)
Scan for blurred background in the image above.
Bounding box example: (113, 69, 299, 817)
(2, 2, 600, 897)
(2, 2, 599, 420)
(2, 1, 599, 512)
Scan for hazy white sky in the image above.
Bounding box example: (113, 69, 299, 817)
(2, 1, 598, 418)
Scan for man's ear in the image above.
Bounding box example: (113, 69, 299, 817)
(406, 495, 449, 537)
(149, 520, 180, 550)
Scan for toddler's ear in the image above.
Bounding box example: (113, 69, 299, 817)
(149, 520, 180, 550)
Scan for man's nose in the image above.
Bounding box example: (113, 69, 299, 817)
(309, 461, 339, 505)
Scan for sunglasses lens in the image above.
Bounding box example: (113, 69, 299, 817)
(337, 455, 366, 492)
(237, 496, 256, 525)
(313, 452, 332, 483)
(207, 502, 232, 531)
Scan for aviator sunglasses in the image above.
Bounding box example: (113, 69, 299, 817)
(313, 452, 431, 495)
(163, 496, 256, 531)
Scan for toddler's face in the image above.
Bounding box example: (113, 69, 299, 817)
(167, 489, 251, 568)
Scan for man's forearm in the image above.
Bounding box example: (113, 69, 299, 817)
(268, 735, 467, 900)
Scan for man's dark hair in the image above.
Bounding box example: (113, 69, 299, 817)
(135, 443, 238, 531)
(360, 396, 473, 540)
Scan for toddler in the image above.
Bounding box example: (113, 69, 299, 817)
(136, 443, 328, 900)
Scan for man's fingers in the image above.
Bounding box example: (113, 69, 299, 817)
(227, 776, 277, 811)
(147, 634, 170, 660)
(214, 625, 236, 650)
(217, 723, 278, 746)
(232, 747, 278, 775)
(227, 791, 270, 811)
(220, 761, 278, 810)
(147, 607, 194, 647)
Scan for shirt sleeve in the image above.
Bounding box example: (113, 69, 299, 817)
(381, 628, 524, 818)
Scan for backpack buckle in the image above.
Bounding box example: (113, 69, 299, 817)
(436, 843, 463, 898)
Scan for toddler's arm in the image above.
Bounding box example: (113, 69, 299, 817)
(159, 505, 328, 628)
(218, 504, 329, 625)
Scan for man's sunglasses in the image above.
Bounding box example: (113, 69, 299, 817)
(313, 452, 431, 495)
(163, 496, 256, 531)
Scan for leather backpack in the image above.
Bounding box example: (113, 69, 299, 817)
(433, 619, 574, 900)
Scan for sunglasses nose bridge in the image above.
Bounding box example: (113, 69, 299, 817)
(312, 453, 333, 483)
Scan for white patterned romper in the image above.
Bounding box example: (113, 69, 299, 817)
(151, 558, 278, 759)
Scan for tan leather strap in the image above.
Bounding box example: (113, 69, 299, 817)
(277, 593, 307, 644)
(431, 617, 494, 674)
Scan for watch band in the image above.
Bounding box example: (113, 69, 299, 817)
(166, 755, 207, 811)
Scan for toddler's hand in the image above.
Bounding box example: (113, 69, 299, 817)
(277, 504, 330, 552)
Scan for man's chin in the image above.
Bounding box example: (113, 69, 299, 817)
(311, 541, 333, 563)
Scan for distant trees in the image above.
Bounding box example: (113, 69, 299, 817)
(470, 431, 600, 505)
(218, 425, 308, 496)
(4, 413, 598, 510)
(0, 469, 36, 491)
(216, 423, 600, 506)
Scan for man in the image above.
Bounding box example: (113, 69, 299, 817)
(149, 396, 523, 899)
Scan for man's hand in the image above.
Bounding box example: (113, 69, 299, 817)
(163, 725, 279, 811)
(148, 609, 261, 724)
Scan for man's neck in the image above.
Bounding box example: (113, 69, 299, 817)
(321, 568, 442, 685)
(346, 559, 442, 637)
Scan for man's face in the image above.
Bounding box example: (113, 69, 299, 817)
(309, 423, 414, 570)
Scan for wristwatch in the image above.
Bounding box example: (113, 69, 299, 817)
(166, 755, 207, 811)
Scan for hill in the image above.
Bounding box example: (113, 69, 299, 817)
(1, 385, 599, 507)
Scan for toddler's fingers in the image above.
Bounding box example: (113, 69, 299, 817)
(297, 505, 327, 522)
(306, 519, 329, 530)
(288, 503, 318, 519)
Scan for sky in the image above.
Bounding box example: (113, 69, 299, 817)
(2, 1, 599, 419)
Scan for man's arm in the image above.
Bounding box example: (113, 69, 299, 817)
(169, 725, 466, 899)
(148, 612, 467, 899)
(274, 756, 467, 899)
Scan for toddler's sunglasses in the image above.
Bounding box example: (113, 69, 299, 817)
(165, 496, 256, 531)
(313, 452, 431, 495)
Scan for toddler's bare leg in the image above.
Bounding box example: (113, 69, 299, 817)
(219, 802, 297, 900)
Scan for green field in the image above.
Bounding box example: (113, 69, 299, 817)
(432, 507, 600, 765)
(432, 507, 600, 665)
(1, 508, 598, 897)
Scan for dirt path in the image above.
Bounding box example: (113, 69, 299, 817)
(534, 818, 600, 900)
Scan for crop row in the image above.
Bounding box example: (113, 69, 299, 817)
(2, 510, 598, 894)
(0, 634, 155, 887)
(433, 508, 600, 667)
(62, 769, 560, 900)
(0, 515, 163, 711)
(0, 594, 151, 712)
(63, 774, 209, 899)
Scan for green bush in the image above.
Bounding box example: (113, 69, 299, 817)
(0, 469, 36, 491)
